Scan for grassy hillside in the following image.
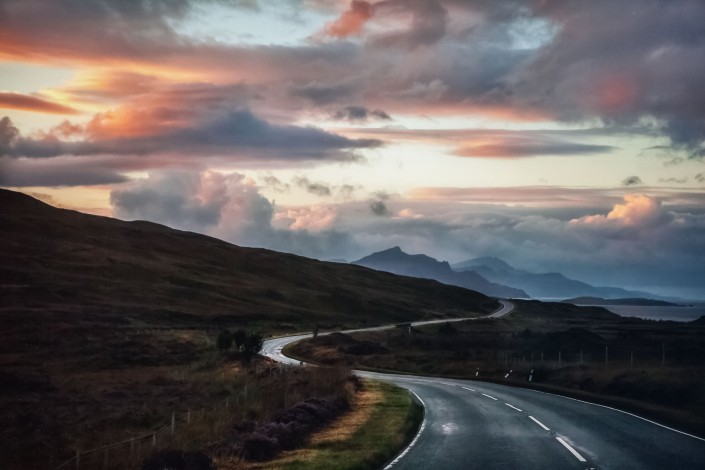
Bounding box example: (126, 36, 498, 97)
(1, 189, 496, 331)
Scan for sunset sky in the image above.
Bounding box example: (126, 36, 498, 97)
(1, 0, 705, 298)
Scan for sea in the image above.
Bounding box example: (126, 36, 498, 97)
(532, 298, 705, 322)
(601, 305, 705, 323)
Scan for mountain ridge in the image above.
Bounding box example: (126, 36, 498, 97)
(353, 247, 528, 298)
(454, 256, 666, 300)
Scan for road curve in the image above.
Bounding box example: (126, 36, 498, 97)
(261, 301, 705, 469)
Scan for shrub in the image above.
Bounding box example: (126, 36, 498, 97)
(141, 449, 215, 470)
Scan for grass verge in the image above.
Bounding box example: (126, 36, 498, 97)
(234, 380, 423, 470)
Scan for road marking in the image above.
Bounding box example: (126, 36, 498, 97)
(505, 403, 523, 412)
(461, 386, 475, 392)
(556, 437, 587, 462)
(481, 393, 498, 401)
(384, 391, 427, 469)
(527, 389, 705, 443)
(529, 415, 550, 431)
(441, 382, 455, 386)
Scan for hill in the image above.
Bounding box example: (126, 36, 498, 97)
(453, 256, 662, 300)
(0, 190, 498, 332)
(352, 247, 527, 298)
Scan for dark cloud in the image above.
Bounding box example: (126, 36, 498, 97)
(369, 191, 392, 216)
(333, 106, 391, 122)
(622, 176, 643, 186)
(369, 200, 388, 216)
(261, 175, 290, 192)
(0, 156, 128, 187)
(290, 80, 358, 105)
(657, 177, 687, 184)
(0, 110, 381, 163)
(508, 0, 705, 154)
(372, 0, 448, 49)
(294, 176, 332, 197)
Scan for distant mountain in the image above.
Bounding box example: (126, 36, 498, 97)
(561, 297, 679, 307)
(453, 257, 664, 300)
(353, 247, 528, 298)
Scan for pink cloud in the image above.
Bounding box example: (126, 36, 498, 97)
(324, 1, 373, 38)
(0, 92, 79, 115)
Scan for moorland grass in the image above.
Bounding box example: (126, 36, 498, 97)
(278, 380, 422, 470)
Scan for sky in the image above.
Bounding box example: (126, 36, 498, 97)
(1, 0, 705, 299)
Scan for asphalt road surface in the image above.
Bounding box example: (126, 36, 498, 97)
(261, 301, 705, 469)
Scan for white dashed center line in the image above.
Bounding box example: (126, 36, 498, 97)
(529, 415, 550, 431)
(556, 437, 587, 462)
(482, 393, 498, 401)
(505, 403, 523, 412)
(461, 386, 475, 392)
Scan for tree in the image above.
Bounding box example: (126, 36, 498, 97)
(242, 332, 264, 364)
(216, 329, 233, 355)
(232, 329, 248, 351)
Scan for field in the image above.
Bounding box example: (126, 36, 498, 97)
(288, 300, 705, 436)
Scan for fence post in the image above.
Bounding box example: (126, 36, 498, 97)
(75, 450, 80, 470)
(130, 437, 134, 454)
(171, 412, 175, 435)
(152, 433, 157, 447)
(187, 410, 191, 424)
(226, 398, 229, 409)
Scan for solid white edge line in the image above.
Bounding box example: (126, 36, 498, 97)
(462, 386, 476, 392)
(505, 403, 523, 412)
(482, 393, 498, 401)
(527, 389, 705, 443)
(384, 391, 427, 469)
(529, 415, 550, 431)
(556, 437, 587, 462)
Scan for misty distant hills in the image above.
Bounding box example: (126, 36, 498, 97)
(453, 257, 662, 300)
(353, 247, 528, 298)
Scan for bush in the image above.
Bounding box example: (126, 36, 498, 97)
(242, 432, 281, 461)
(141, 449, 215, 470)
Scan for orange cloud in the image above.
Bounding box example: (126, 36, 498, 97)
(0, 92, 79, 115)
(571, 194, 665, 226)
(324, 1, 373, 38)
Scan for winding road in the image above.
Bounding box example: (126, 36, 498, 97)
(261, 300, 705, 469)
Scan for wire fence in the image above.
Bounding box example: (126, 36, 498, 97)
(53, 382, 254, 470)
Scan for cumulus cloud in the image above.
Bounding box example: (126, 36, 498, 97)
(571, 194, 669, 227)
(110, 170, 357, 259)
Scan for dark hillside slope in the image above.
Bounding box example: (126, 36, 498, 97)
(0, 189, 497, 332)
